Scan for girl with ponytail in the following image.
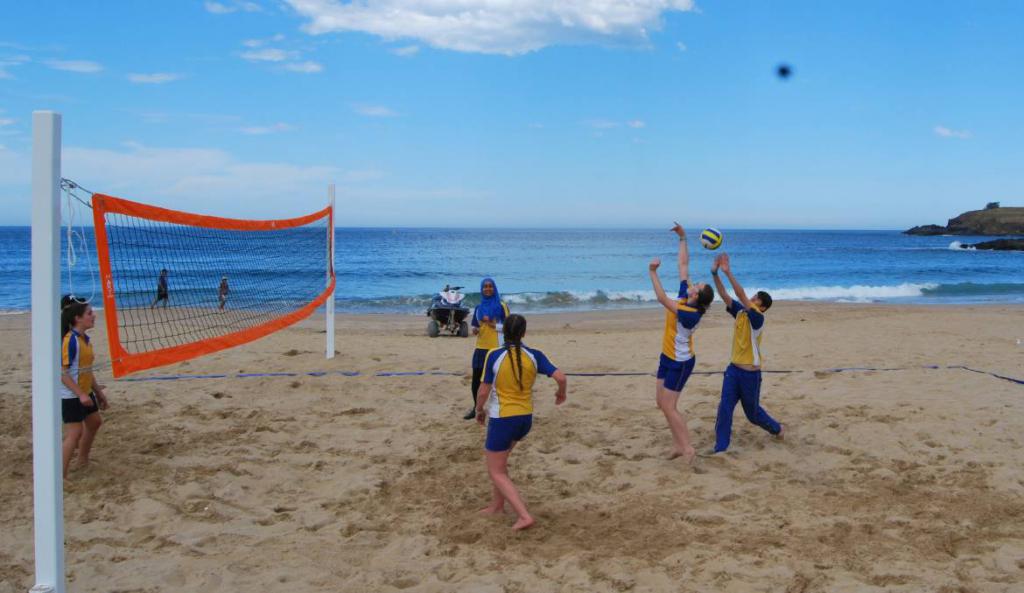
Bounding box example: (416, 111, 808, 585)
(59, 295, 109, 478)
(475, 314, 567, 531)
(647, 222, 714, 465)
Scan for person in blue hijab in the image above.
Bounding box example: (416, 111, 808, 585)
(465, 277, 510, 419)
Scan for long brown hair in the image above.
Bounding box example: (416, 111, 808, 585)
(503, 314, 527, 390)
(695, 284, 714, 315)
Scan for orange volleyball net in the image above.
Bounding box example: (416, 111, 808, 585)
(91, 193, 335, 377)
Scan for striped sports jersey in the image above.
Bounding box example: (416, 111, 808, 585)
(727, 300, 766, 367)
(482, 344, 557, 418)
(661, 280, 703, 361)
(60, 329, 95, 399)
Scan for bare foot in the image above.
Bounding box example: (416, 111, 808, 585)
(667, 447, 697, 465)
(776, 425, 786, 441)
(479, 505, 505, 516)
(512, 516, 535, 531)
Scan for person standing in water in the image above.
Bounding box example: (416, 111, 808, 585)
(218, 276, 230, 310)
(151, 269, 169, 309)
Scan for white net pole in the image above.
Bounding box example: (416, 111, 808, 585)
(30, 111, 65, 593)
(326, 184, 335, 360)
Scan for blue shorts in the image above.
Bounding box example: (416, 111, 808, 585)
(656, 354, 696, 392)
(485, 414, 533, 452)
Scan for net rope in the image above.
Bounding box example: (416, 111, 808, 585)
(78, 185, 333, 376)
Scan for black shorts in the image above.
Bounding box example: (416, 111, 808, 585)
(62, 393, 99, 424)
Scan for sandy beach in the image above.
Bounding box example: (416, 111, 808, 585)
(1, 303, 1023, 593)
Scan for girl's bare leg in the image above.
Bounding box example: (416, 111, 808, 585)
(62, 423, 83, 479)
(485, 447, 533, 530)
(78, 412, 103, 467)
(480, 441, 517, 514)
(657, 386, 696, 464)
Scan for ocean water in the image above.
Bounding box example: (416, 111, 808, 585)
(1, 227, 1022, 314)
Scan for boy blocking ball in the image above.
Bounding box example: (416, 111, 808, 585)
(709, 253, 785, 453)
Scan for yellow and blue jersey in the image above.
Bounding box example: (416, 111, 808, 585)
(661, 280, 703, 362)
(472, 300, 510, 350)
(727, 300, 766, 367)
(481, 344, 557, 418)
(60, 329, 95, 399)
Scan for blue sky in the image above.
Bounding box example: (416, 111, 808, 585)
(1, 0, 1021, 228)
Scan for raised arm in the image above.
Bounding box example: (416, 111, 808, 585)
(711, 254, 733, 308)
(648, 258, 680, 313)
(671, 221, 690, 283)
(720, 254, 755, 310)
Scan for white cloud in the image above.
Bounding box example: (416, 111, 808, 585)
(285, 0, 698, 55)
(391, 45, 420, 57)
(353, 104, 399, 117)
(240, 122, 294, 135)
(136, 112, 243, 125)
(241, 48, 297, 62)
(239, 37, 319, 73)
(0, 55, 30, 79)
(45, 59, 103, 73)
(205, 1, 262, 14)
(284, 61, 323, 73)
(205, 2, 233, 14)
(676, 41, 687, 51)
(934, 125, 971, 140)
(585, 119, 620, 129)
(0, 118, 15, 127)
(59, 143, 339, 217)
(585, 118, 646, 130)
(243, 33, 286, 47)
(127, 73, 184, 84)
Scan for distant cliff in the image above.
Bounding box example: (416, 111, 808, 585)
(905, 206, 1024, 236)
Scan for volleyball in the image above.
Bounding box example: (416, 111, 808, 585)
(700, 228, 723, 250)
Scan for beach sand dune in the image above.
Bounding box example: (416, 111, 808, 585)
(1, 303, 1022, 592)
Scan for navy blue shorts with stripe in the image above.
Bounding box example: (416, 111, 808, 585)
(62, 393, 98, 424)
(485, 414, 533, 452)
(656, 354, 696, 392)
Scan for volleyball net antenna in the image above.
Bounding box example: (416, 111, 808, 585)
(77, 191, 336, 377)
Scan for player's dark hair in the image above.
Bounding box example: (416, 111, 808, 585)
(696, 284, 714, 315)
(503, 314, 527, 391)
(60, 295, 89, 337)
(756, 291, 773, 311)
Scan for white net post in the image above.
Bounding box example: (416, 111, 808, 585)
(326, 184, 335, 360)
(30, 111, 65, 593)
